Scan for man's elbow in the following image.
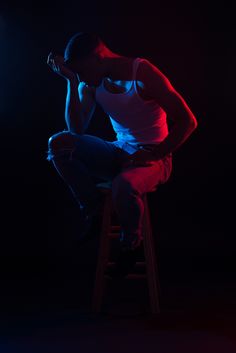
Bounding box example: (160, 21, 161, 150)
(180, 115, 198, 136)
(190, 116, 198, 130)
(179, 115, 198, 131)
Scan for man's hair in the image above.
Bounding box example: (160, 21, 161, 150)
(64, 32, 103, 62)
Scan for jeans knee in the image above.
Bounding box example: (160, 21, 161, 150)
(48, 131, 79, 150)
(47, 131, 79, 161)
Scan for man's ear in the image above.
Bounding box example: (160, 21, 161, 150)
(93, 51, 102, 63)
(86, 51, 100, 64)
(93, 44, 104, 59)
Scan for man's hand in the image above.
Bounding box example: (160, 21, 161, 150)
(122, 149, 157, 168)
(47, 52, 78, 81)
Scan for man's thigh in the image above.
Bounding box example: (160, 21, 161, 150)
(71, 134, 125, 180)
(113, 158, 169, 194)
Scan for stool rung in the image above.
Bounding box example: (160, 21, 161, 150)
(104, 274, 147, 280)
(107, 261, 146, 267)
(110, 226, 121, 231)
(108, 233, 120, 238)
(126, 274, 147, 280)
(135, 261, 146, 267)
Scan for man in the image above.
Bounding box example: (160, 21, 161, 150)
(47, 32, 197, 277)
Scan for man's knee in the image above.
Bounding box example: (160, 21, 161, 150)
(48, 131, 79, 152)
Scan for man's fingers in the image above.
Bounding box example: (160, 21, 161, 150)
(47, 52, 53, 64)
(47, 54, 60, 72)
(47, 52, 59, 69)
(52, 62, 58, 72)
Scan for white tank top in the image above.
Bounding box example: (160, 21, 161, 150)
(95, 57, 169, 145)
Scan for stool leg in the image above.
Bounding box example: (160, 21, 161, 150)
(92, 191, 112, 313)
(143, 194, 161, 314)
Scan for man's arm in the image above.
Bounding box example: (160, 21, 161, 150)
(47, 53, 96, 134)
(65, 79, 96, 134)
(137, 59, 198, 160)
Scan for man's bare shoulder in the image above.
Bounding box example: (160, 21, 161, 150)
(137, 58, 168, 81)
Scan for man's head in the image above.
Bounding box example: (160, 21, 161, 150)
(64, 32, 103, 62)
(64, 32, 109, 86)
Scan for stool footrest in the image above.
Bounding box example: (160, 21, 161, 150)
(110, 226, 121, 231)
(107, 261, 146, 267)
(108, 233, 120, 238)
(104, 274, 147, 280)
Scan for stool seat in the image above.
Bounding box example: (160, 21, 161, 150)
(92, 181, 161, 314)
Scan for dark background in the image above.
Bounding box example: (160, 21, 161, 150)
(0, 1, 235, 319)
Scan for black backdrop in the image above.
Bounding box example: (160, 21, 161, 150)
(0, 2, 235, 284)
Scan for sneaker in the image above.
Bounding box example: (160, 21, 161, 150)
(119, 230, 143, 251)
(77, 196, 104, 246)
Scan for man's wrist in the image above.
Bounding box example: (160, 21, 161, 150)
(151, 144, 166, 160)
(67, 75, 80, 85)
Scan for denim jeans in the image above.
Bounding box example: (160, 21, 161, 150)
(47, 131, 172, 247)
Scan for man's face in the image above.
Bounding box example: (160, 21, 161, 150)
(65, 54, 103, 86)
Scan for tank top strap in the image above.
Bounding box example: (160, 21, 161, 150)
(132, 57, 142, 81)
(132, 57, 148, 81)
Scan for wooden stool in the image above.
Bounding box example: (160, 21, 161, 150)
(92, 181, 161, 314)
